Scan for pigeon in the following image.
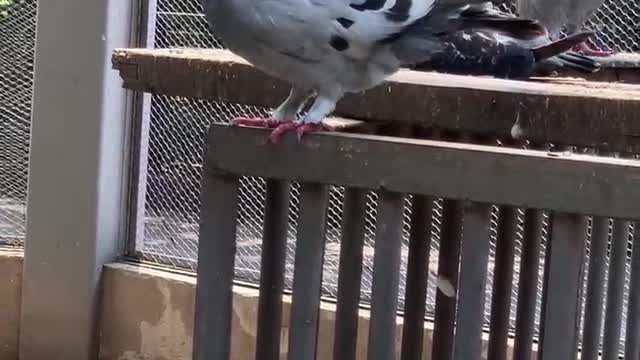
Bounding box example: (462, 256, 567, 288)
(412, 27, 600, 77)
(201, 0, 596, 142)
(517, 0, 613, 56)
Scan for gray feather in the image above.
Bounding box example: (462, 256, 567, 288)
(517, 0, 606, 37)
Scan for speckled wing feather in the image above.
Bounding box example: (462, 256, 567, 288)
(408, 19, 598, 79)
(213, 0, 436, 64)
(389, 1, 545, 65)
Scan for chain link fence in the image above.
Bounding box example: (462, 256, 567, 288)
(135, 0, 638, 341)
(580, 0, 639, 52)
(496, 0, 640, 52)
(0, 0, 37, 247)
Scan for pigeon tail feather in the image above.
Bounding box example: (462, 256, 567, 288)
(554, 52, 601, 73)
(531, 32, 594, 61)
(533, 54, 600, 76)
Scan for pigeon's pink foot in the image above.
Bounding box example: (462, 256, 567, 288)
(230, 117, 286, 129)
(268, 122, 335, 143)
(295, 123, 335, 140)
(572, 42, 614, 57)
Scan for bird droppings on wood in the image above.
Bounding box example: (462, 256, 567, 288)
(546, 150, 574, 158)
(436, 274, 456, 298)
(510, 122, 525, 140)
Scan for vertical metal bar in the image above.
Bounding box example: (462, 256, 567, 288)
(21, 0, 133, 356)
(366, 190, 405, 360)
(255, 180, 291, 360)
(538, 212, 587, 360)
(513, 142, 548, 360)
(453, 202, 493, 360)
(193, 171, 240, 360)
(333, 188, 368, 360)
(287, 183, 330, 360)
(488, 206, 519, 360)
(602, 219, 630, 360)
(126, 0, 158, 255)
(625, 223, 640, 360)
(512, 208, 544, 360)
(400, 195, 434, 360)
(332, 125, 377, 360)
(431, 199, 463, 360)
(581, 217, 609, 360)
(137, 0, 157, 47)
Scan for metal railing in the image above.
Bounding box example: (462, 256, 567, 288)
(138, 0, 640, 298)
(194, 124, 640, 360)
(118, 0, 640, 351)
(112, 48, 640, 359)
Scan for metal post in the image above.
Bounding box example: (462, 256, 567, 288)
(20, 0, 136, 357)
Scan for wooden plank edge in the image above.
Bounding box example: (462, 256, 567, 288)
(205, 124, 640, 220)
(112, 48, 640, 152)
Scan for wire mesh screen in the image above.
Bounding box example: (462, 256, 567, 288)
(0, 0, 37, 247)
(136, 0, 638, 343)
(496, 0, 640, 52)
(577, 0, 639, 52)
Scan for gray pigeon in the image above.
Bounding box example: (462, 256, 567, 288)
(201, 0, 596, 141)
(517, 0, 612, 56)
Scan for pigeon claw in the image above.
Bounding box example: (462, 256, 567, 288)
(267, 122, 334, 143)
(572, 42, 614, 57)
(230, 117, 284, 129)
(296, 123, 335, 140)
(268, 122, 300, 143)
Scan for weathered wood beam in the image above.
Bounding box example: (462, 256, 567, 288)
(112, 48, 640, 152)
(205, 124, 640, 220)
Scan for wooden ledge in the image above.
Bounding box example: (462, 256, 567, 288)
(205, 124, 640, 220)
(112, 48, 640, 152)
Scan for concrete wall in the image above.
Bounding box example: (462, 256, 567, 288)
(0, 256, 530, 359)
(98, 263, 438, 360)
(0, 250, 22, 360)
(97, 263, 527, 360)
